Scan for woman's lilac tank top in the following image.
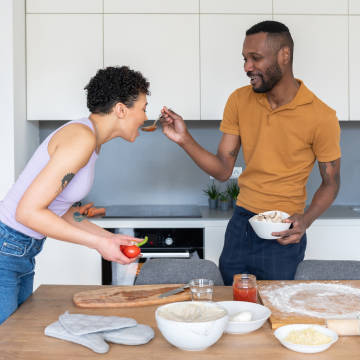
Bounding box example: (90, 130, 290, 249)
(0, 118, 98, 239)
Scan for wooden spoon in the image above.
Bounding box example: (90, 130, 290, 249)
(141, 115, 162, 132)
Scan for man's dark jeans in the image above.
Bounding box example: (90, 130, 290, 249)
(219, 206, 307, 285)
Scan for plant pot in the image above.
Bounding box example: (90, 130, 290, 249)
(208, 198, 218, 209)
(219, 200, 230, 211)
(232, 199, 237, 208)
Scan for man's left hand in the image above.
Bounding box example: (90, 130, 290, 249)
(271, 213, 307, 245)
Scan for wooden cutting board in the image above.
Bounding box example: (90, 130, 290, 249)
(73, 284, 191, 308)
(258, 280, 360, 329)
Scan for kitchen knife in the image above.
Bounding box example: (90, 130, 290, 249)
(158, 284, 190, 298)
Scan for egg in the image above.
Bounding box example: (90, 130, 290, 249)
(230, 311, 253, 322)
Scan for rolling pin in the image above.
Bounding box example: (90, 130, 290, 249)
(326, 319, 360, 336)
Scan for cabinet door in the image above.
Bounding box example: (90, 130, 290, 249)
(104, 0, 198, 13)
(34, 238, 102, 290)
(26, 0, 102, 13)
(200, 15, 269, 120)
(350, 0, 360, 14)
(273, 0, 347, 14)
(204, 225, 228, 265)
(200, 0, 272, 14)
(104, 14, 200, 120)
(349, 16, 360, 120)
(26, 14, 103, 120)
(274, 15, 348, 121)
(305, 224, 360, 261)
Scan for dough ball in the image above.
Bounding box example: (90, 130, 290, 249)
(230, 311, 252, 322)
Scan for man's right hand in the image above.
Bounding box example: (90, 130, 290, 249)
(161, 107, 241, 183)
(160, 106, 191, 146)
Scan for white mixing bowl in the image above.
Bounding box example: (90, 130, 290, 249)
(155, 301, 228, 351)
(249, 210, 291, 239)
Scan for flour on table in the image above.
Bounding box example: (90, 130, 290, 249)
(260, 282, 360, 319)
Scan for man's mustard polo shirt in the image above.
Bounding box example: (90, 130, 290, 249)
(220, 80, 341, 215)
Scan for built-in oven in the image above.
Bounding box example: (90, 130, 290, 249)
(102, 227, 204, 285)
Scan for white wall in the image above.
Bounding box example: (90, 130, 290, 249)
(0, 0, 16, 197)
(13, 0, 39, 177)
(0, 0, 39, 198)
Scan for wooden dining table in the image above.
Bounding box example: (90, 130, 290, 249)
(0, 283, 359, 360)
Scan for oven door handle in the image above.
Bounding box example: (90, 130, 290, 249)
(140, 251, 190, 258)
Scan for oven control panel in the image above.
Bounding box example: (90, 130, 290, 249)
(134, 228, 203, 250)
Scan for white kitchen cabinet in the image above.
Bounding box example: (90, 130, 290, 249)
(26, 14, 103, 121)
(104, 0, 198, 13)
(305, 220, 360, 261)
(200, 14, 268, 120)
(24, 3, 356, 122)
(200, 0, 272, 14)
(350, 0, 360, 14)
(34, 237, 102, 290)
(349, 16, 360, 120)
(26, 0, 102, 13)
(274, 15, 349, 121)
(204, 225, 228, 265)
(273, 0, 348, 14)
(104, 14, 200, 120)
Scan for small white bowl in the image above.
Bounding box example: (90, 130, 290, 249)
(155, 301, 228, 351)
(274, 324, 338, 354)
(249, 210, 291, 239)
(216, 301, 271, 334)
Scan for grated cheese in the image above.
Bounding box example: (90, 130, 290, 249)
(284, 327, 332, 345)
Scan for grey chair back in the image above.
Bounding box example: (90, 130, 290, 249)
(134, 258, 224, 285)
(295, 260, 360, 280)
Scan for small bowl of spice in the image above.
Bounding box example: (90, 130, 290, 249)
(274, 324, 338, 353)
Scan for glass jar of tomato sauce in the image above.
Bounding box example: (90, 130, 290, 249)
(233, 274, 257, 303)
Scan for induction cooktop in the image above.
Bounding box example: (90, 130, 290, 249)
(102, 204, 202, 218)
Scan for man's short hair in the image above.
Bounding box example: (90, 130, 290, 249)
(246, 20, 294, 62)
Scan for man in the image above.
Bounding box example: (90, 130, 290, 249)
(161, 21, 341, 284)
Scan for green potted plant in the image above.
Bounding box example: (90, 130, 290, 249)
(218, 191, 230, 211)
(226, 180, 240, 208)
(203, 182, 219, 209)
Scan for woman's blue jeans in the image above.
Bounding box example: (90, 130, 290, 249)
(0, 221, 45, 325)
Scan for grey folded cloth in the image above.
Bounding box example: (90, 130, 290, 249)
(59, 311, 137, 335)
(45, 321, 109, 354)
(102, 324, 155, 345)
(44, 312, 154, 353)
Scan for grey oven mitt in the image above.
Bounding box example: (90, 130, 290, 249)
(59, 311, 137, 335)
(45, 321, 109, 354)
(102, 324, 155, 345)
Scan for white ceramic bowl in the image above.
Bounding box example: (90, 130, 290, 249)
(274, 324, 338, 354)
(217, 301, 271, 334)
(249, 210, 291, 239)
(155, 301, 228, 351)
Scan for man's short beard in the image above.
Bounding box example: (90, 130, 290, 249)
(252, 62, 283, 93)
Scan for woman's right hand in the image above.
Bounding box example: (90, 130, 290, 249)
(95, 234, 142, 264)
(160, 106, 190, 146)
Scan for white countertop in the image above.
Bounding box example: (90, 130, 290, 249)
(90, 205, 360, 228)
(316, 205, 360, 219)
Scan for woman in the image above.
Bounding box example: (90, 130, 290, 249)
(0, 66, 150, 324)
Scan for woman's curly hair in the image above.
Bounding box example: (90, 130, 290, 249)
(84, 66, 150, 114)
